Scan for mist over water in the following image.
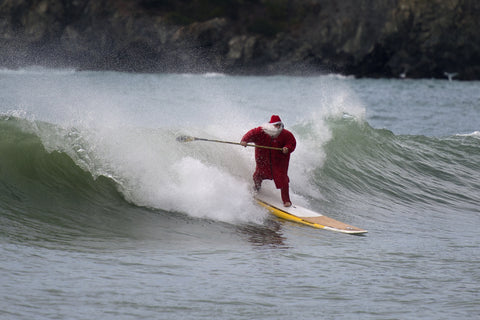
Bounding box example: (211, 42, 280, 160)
(1, 68, 479, 320)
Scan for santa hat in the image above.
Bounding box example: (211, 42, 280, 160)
(269, 115, 282, 124)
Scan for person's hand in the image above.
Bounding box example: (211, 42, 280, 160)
(282, 147, 289, 154)
(240, 141, 247, 147)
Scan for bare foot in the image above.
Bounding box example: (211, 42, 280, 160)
(284, 202, 292, 207)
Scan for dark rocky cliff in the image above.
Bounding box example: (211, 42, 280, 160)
(0, 0, 479, 79)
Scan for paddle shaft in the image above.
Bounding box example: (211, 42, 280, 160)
(193, 137, 283, 151)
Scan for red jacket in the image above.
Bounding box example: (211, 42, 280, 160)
(241, 127, 296, 189)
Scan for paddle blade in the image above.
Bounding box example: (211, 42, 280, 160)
(176, 135, 196, 142)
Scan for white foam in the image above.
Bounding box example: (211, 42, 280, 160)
(1, 71, 365, 224)
(456, 131, 480, 138)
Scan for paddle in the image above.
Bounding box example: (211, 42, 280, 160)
(176, 135, 283, 151)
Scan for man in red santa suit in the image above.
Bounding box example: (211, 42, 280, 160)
(240, 115, 296, 207)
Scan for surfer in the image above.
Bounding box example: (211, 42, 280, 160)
(240, 115, 296, 207)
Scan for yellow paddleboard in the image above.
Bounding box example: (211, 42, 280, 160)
(255, 190, 367, 235)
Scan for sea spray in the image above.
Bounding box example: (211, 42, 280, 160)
(0, 70, 370, 224)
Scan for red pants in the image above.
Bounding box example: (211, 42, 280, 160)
(254, 176, 291, 204)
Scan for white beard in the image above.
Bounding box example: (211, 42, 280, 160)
(262, 123, 283, 138)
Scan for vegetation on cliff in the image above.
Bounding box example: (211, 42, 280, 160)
(0, 0, 478, 79)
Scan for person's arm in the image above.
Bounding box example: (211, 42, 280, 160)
(240, 127, 259, 147)
(283, 131, 296, 153)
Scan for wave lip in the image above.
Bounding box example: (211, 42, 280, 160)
(456, 131, 480, 138)
(0, 117, 131, 237)
(313, 118, 480, 215)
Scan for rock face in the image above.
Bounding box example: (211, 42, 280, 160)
(0, 0, 479, 79)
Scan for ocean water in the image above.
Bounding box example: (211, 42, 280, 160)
(1, 68, 479, 319)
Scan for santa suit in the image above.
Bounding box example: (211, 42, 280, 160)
(241, 124, 296, 203)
